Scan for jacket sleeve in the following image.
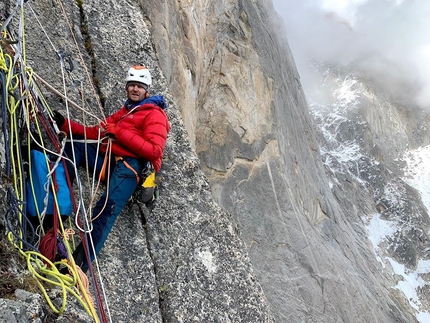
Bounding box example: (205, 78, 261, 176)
(61, 107, 126, 138)
(61, 119, 102, 139)
(114, 108, 169, 162)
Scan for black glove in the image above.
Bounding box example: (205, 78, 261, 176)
(52, 110, 65, 129)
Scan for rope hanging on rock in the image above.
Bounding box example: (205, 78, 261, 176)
(0, 2, 113, 322)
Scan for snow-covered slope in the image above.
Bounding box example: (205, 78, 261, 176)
(310, 66, 430, 322)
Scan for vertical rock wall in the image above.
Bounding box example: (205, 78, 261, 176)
(140, 0, 418, 322)
(1, 0, 273, 322)
(0, 0, 422, 322)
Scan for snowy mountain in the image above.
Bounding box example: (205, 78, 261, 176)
(309, 65, 430, 322)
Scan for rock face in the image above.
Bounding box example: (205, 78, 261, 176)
(1, 1, 273, 322)
(0, 0, 424, 323)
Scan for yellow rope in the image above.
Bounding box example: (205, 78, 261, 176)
(1, 17, 101, 322)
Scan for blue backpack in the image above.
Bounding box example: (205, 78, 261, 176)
(26, 150, 73, 217)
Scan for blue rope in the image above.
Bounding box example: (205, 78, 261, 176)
(5, 187, 38, 252)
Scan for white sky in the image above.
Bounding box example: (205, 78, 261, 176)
(272, 0, 430, 108)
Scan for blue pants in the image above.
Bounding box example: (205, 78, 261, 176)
(65, 139, 144, 272)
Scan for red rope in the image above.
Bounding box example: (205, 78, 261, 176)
(38, 228, 57, 264)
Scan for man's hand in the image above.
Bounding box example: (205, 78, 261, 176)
(103, 122, 120, 138)
(52, 110, 65, 129)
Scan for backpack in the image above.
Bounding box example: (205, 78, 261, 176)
(26, 149, 73, 217)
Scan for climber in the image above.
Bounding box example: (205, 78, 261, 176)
(53, 65, 170, 272)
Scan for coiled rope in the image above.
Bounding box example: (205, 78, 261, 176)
(1, 2, 118, 322)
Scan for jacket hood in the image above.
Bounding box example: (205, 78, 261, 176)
(125, 95, 167, 110)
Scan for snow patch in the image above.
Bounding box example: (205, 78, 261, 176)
(365, 213, 397, 252)
(332, 76, 360, 106)
(365, 213, 396, 268)
(366, 215, 430, 322)
(403, 145, 430, 213)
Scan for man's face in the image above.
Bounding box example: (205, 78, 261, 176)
(126, 82, 147, 102)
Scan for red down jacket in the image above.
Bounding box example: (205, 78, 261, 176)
(61, 96, 170, 172)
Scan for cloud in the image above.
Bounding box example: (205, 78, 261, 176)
(272, 0, 430, 108)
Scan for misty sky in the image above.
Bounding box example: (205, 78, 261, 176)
(272, 0, 430, 108)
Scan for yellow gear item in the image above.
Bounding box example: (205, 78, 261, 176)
(142, 171, 156, 188)
(139, 171, 157, 203)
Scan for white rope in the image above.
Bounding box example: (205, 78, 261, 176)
(27, 3, 102, 123)
(13, 2, 113, 320)
(5, 2, 112, 321)
(55, 0, 105, 120)
(27, 4, 58, 53)
(58, 52, 113, 323)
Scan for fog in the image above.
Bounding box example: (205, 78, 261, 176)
(272, 0, 430, 108)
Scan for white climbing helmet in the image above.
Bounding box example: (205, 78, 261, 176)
(125, 65, 152, 87)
